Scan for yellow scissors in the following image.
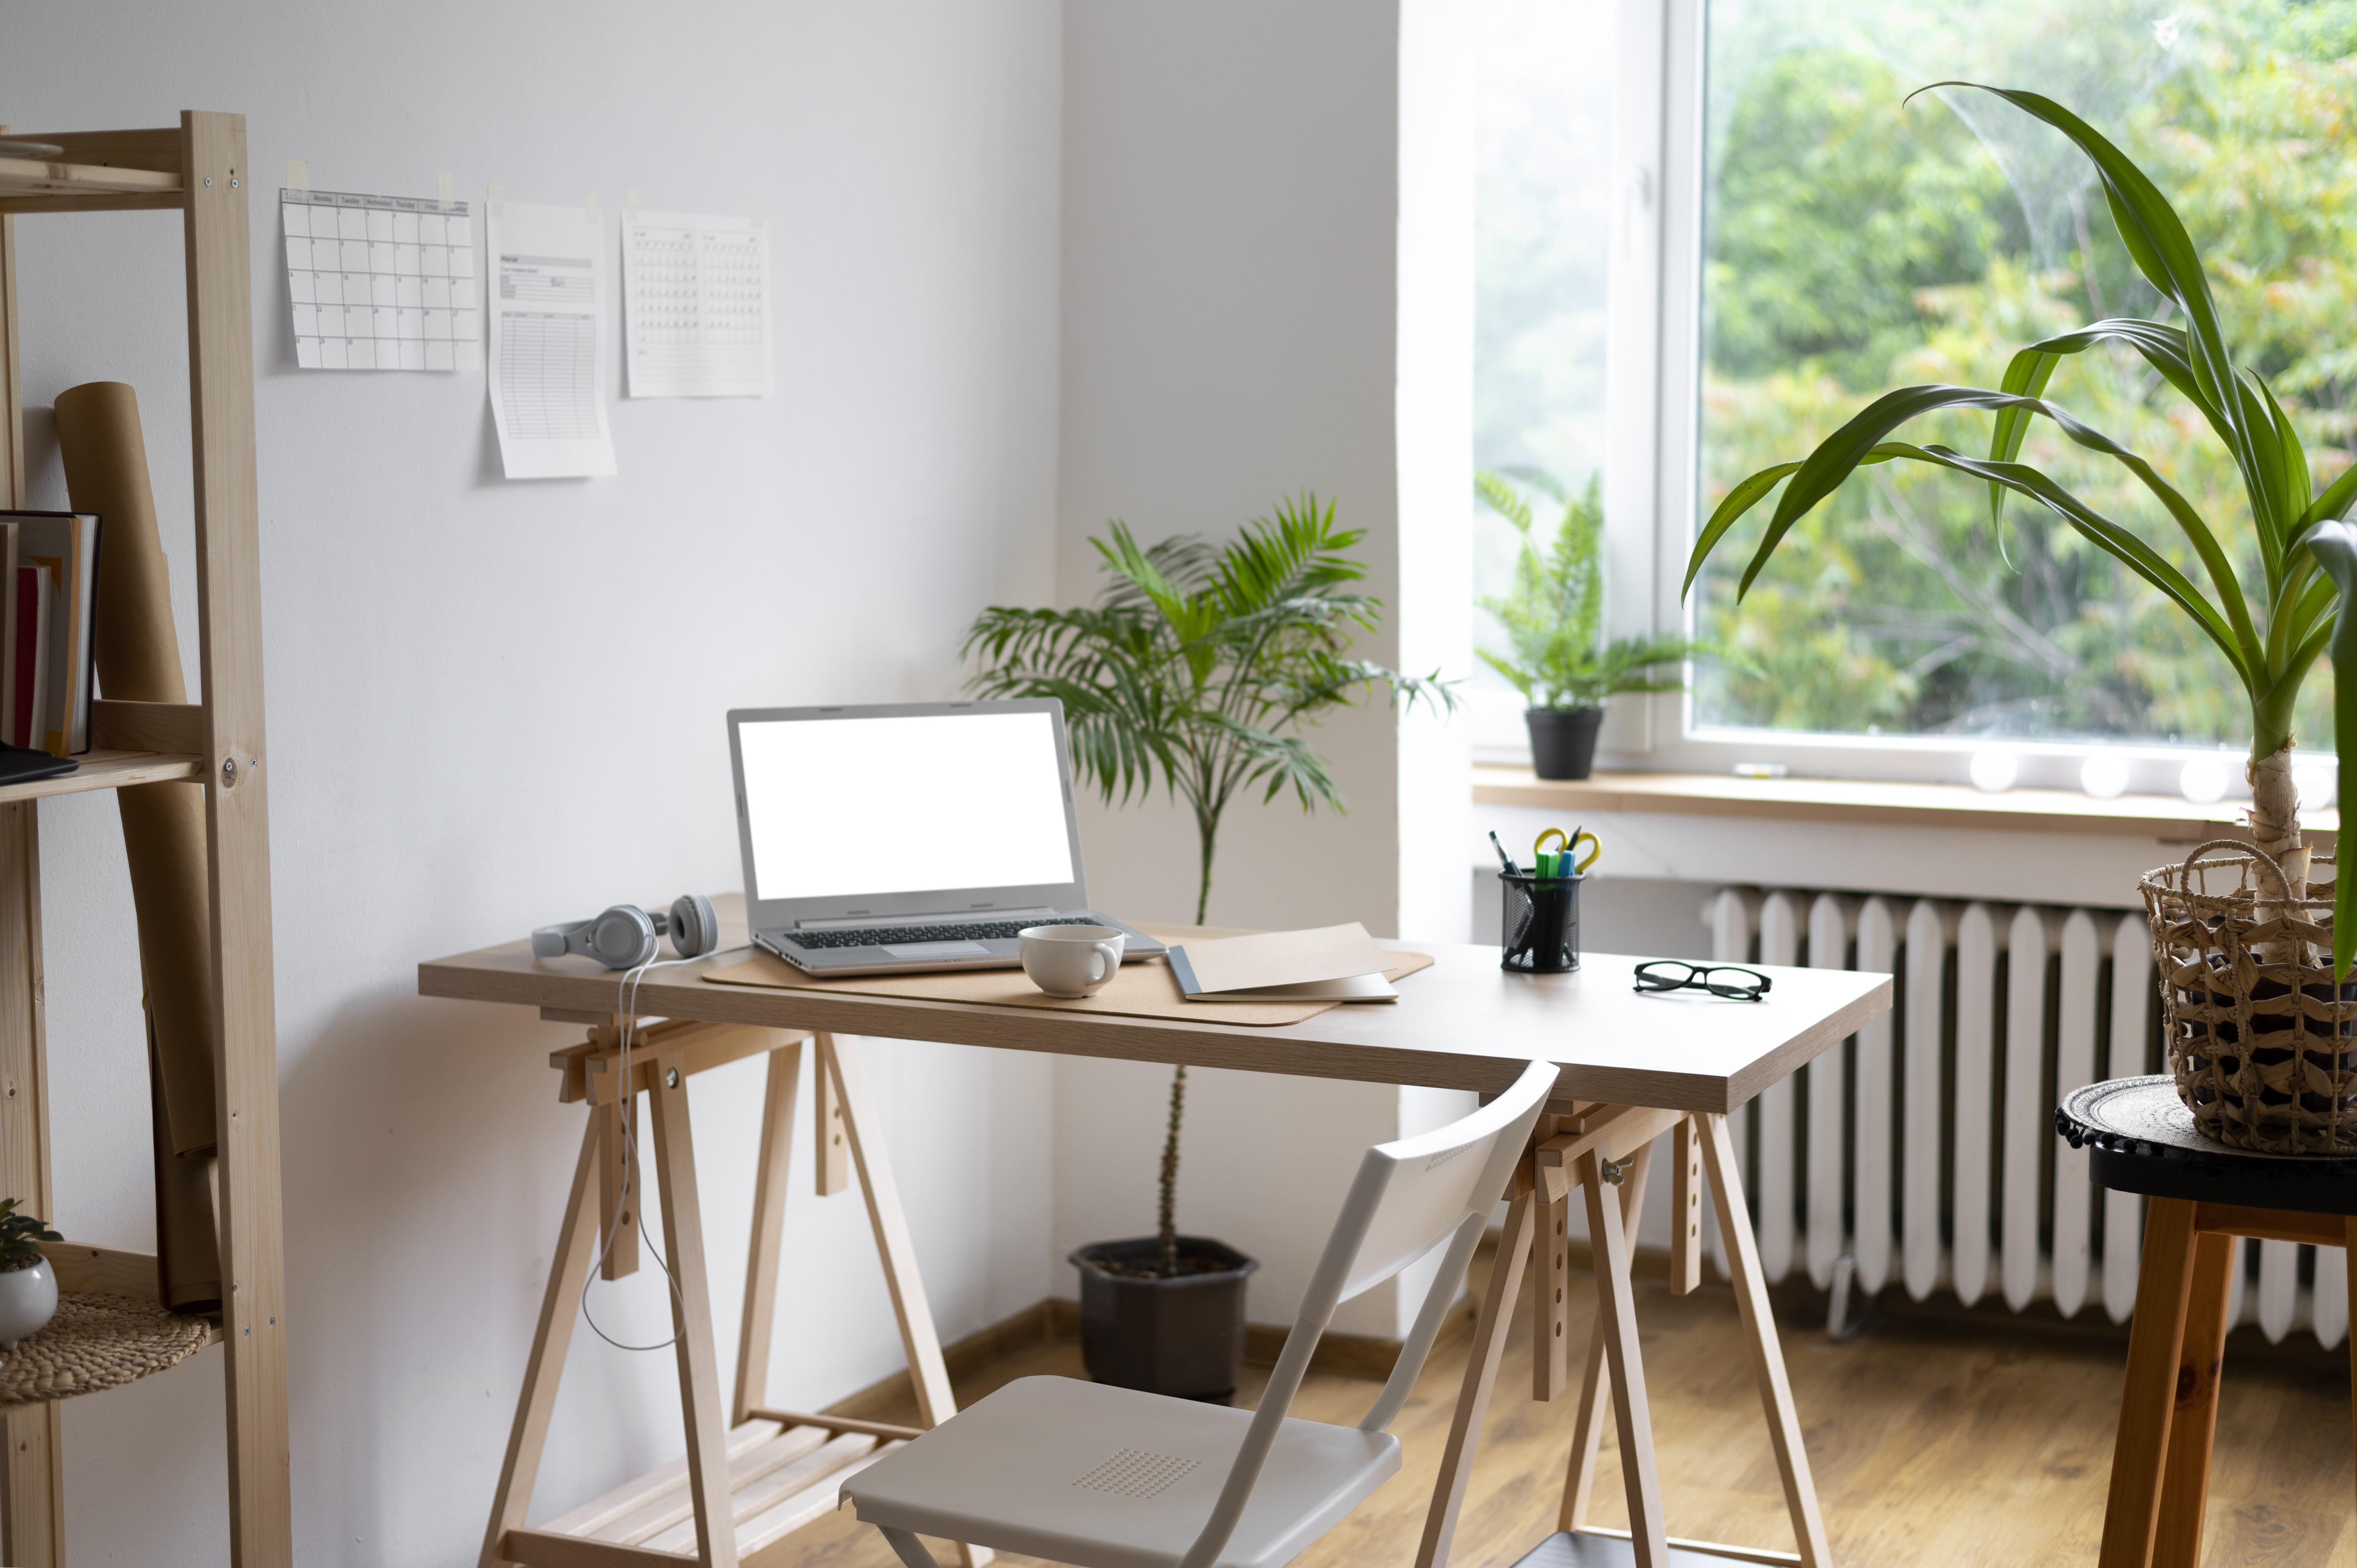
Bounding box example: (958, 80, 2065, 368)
(1532, 826, 1600, 878)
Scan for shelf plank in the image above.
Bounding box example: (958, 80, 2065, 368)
(89, 699, 203, 755)
(0, 154, 179, 202)
(0, 751, 202, 805)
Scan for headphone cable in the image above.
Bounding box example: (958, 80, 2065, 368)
(578, 941, 749, 1354)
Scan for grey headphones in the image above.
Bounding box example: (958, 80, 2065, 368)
(532, 894, 720, 970)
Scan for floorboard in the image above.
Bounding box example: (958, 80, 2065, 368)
(769, 1252, 2355, 1568)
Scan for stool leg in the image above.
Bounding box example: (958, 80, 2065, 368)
(2152, 1231, 2234, 1568)
(2099, 1195, 2202, 1568)
(2347, 1220, 2357, 1539)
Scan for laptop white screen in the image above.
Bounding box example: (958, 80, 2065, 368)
(739, 711, 1076, 903)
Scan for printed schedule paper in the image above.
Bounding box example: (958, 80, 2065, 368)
(282, 188, 479, 371)
(621, 210, 773, 398)
(486, 200, 616, 479)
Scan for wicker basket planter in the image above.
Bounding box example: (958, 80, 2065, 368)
(2144, 838, 2357, 1155)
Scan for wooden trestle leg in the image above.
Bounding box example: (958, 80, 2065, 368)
(1416, 1180, 1539, 1568)
(1561, 1140, 1655, 1530)
(481, 1027, 983, 1568)
(820, 1035, 992, 1568)
(478, 1118, 604, 1568)
(1418, 1110, 1834, 1568)
(648, 1047, 742, 1568)
(1698, 1111, 1831, 1568)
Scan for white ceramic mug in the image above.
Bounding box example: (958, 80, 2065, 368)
(1019, 924, 1126, 998)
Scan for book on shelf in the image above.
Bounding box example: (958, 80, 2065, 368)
(4, 512, 101, 757)
(0, 520, 15, 749)
(12, 561, 46, 752)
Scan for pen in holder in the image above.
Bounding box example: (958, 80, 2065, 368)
(1500, 869, 1581, 974)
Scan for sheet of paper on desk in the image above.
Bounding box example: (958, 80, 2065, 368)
(282, 188, 479, 372)
(622, 210, 773, 398)
(1168, 922, 1397, 1002)
(487, 199, 617, 478)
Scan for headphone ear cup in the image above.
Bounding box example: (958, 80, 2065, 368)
(586, 905, 659, 969)
(668, 893, 719, 959)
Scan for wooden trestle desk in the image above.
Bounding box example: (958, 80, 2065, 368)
(419, 899, 1888, 1568)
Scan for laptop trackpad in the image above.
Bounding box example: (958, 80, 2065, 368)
(883, 940, 992, 959)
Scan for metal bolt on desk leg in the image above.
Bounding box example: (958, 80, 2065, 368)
(666, 1067, 679, 1089)
(220, 758, 237, 787)
(1600, 1157, 1627, 1186)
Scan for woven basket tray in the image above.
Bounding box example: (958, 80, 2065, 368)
(2143, 838, 2357, 1155)
(0, 1292, 212, 1406)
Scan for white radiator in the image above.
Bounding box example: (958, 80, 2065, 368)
(1704, 887, 2347, 1348)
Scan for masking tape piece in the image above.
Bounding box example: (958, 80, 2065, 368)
(437, 171, 454, 202)
(624, 186, 640, 211)
(285, 159, 309, 191)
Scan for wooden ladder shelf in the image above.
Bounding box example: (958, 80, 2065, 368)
(0, 114, 291, 1565)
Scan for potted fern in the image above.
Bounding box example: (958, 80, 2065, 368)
(1685, 84, 2357, 1154)
(1478, 469, 1706, 779)
(965, 493, 1452, 1396)
(0, 1198, 60, 1351)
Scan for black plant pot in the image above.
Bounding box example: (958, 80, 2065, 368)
(1069, 1236, 1258, 1401)
(1526, 706, 1606, 780)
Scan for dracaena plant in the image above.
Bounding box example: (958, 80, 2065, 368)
(1478, 467, 1706, 709)
(964, 493, 1454, 1268)
(1688, 83, 2357, 972)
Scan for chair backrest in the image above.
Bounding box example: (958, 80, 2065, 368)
(1174, 1059, 1556, 1568)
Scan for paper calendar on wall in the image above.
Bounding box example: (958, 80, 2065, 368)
(282, 188, 480, 371)
(621, 210, 773, 398)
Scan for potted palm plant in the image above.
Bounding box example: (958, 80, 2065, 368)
(1686, 84, 2357, 1154)
(1477, 468, 1706, 780)
(964, 493, 1452, 1395)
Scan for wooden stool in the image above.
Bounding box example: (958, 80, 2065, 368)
(477, 1019, 989, 1568)
(2059, 1075, 2357, 1568)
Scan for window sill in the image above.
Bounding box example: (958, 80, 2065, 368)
(1471, 764, 2337, 846)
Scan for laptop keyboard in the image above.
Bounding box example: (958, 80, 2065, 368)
(786, 916, 1102, 950)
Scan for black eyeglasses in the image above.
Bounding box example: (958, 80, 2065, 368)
(1633, 960, 1772, 1001)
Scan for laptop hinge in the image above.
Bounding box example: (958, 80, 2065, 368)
(795, 906, 1062, 932)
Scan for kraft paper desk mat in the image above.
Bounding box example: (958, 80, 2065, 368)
(700, 945, 1436, 1027)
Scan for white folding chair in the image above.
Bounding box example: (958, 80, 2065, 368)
(845, 1058, 1557, 1568)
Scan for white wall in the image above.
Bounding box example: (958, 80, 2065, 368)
(1051, 1, 1476, 1341)
(3, 2, 1064, 1562)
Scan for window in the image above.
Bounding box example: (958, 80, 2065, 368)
(1471, 0, 1618, 756)
(1479, 0, 2357, 785)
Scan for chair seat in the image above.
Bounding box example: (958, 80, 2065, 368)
(843, 1375, 1401, 1568)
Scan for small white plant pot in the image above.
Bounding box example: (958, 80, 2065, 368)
(0, 1260, 58, 1351)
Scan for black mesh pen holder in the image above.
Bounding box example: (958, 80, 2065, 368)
(1500, 871, 1581, 974)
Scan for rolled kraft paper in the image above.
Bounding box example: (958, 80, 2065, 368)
(148, 1010, 221, 1314)
(54, 382, 219, 1161)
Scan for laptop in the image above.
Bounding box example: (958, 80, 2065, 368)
(727, 698, 1168, 976)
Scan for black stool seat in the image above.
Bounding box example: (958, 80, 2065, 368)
(2058, 1075, 2357, 1216)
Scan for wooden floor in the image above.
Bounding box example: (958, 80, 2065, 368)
(774, 1252, 2356, 1568)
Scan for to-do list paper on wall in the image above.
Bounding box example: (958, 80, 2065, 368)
(621, 210, 774, 398)
(283, 189, 479, 370)
(486, 199, 617, 479)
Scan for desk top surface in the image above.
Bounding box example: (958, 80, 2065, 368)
(418, 902, 1891, 1113)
